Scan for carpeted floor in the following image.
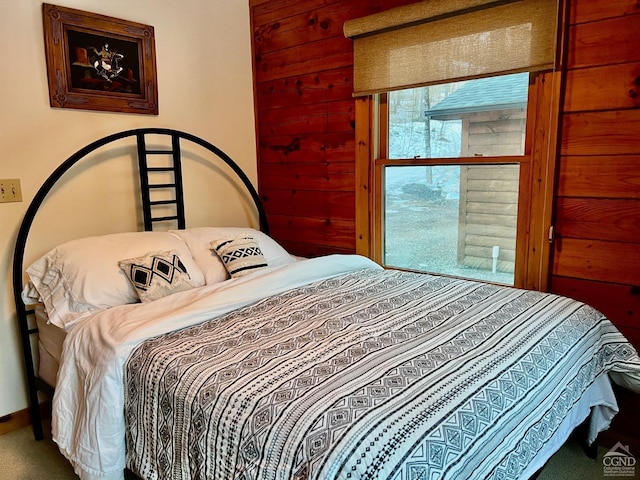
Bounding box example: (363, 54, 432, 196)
(0, 421, 614, 479)
(0, 421, 77, 479)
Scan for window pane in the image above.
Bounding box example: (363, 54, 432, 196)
(388, 73, 529, 159)
(383, 165, 519, 285)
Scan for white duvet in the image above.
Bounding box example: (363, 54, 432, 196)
(52, 254, 381, 480)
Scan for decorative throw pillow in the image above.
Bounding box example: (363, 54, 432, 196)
(119, 250, 195, 302)
(210, 236, 268, 278)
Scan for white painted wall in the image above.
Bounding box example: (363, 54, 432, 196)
(0, 0, 258, 416)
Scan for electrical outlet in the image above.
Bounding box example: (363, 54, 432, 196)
(0, 178, 22, 203)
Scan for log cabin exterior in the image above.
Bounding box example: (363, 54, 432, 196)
(250, 0, 640, 449)
(424, 74, 528, 275)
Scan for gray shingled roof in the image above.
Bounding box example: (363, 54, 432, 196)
(426, 73, 528, 118)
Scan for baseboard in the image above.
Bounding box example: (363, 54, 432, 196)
(0, 402, 51, 436)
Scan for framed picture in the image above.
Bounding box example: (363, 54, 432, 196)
(42, 3, 158, 115)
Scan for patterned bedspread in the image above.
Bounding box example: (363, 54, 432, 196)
(124, 268, 640, 480)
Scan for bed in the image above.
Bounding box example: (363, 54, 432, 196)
(13, 129, 640, 480)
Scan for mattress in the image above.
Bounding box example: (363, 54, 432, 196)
(35, 304, 66, 387)
(48, 255, 640, 480)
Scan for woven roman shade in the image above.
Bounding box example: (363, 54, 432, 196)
(344, 0, 559, 96)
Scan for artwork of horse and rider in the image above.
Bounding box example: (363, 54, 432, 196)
(67, 30, 142, 95)
(42, 4, 158, 115)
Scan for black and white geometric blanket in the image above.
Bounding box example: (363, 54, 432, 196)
(124, 268, 640, 480)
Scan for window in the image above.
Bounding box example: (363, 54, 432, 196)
(380, 74, 529, 285)
(346, 0, 565, 289)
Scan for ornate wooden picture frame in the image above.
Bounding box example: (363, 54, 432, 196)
(42, 4, 158, 115)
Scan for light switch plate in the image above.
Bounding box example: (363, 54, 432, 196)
(0, 178, 22, 203)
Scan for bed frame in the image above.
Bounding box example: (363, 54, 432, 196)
(11, 128, 269, 441)
(11, 129, 603, 480)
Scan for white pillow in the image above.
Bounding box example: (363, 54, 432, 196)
(119, 250, 196, 302)
(26, 231, 205, 329)
(169, 227, 296, 285)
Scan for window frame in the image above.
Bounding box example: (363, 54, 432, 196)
(355, 71, 562, 290)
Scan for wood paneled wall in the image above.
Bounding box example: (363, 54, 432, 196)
(250, 0, 639, 346)
(550, 0, 640, 349)
(251, 0, 416, 257)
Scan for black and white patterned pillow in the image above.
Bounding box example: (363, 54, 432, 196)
(210, 236, 268, 278)
(119, 250, 195, 302)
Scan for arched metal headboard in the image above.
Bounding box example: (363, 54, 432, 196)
(12, 128, 268, 440)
